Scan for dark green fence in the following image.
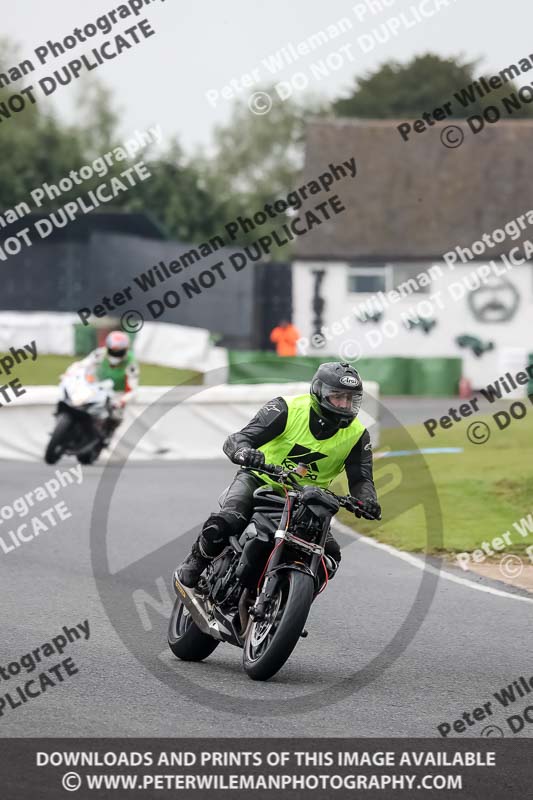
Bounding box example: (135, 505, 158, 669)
(228, 351, 462, 396)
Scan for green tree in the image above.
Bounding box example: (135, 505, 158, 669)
(0, 39, 220, 243)
(75, 78, 121, 156)
(0, 37, 327, 248)
(332, 53, 533, 119)
(0, 41, 80, 209)
(210, 88, 325, 195)
(126, 89, 326, 247)
(202, 87, 326, 252)
(123, 138, 234, 243)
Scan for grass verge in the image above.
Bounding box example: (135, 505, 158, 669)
(1, 353, 202, 386)
(333, 404, 533, 558)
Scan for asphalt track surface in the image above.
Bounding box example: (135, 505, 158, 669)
(0, 452, 531, 740)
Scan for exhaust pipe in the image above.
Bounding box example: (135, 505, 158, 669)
(172, 572, 222, 640)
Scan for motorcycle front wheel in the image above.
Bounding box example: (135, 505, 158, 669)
(243, 570, 314, 681)
(44, 413, 73, 465)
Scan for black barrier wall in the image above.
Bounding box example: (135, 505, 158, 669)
(0, 214, 291, 349)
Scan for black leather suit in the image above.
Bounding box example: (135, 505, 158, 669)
(201, 397, 378, 563)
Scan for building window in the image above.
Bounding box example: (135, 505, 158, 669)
(391, 263, 431, 294)
(347, 265, 392, 293)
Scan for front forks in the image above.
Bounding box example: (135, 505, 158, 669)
(251, 572, 281, 621)
(251, 497, 330, 619)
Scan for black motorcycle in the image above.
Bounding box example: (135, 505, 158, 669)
(169, 463, 379, 681)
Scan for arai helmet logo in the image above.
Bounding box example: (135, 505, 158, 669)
(340, 375, 359, 387)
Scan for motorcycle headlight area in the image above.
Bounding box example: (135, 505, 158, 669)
(70, 388, 93, 405)
(291, 502, 324, 537)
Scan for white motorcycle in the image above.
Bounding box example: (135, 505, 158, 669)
(44, 364, 116, 465)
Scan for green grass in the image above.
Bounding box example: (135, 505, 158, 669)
(1, 353, 202, 386)
(332, 403, 533, 557)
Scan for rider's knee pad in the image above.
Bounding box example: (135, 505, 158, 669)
(200, 513, 234, 556)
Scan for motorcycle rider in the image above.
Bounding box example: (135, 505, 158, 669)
(177, 361, 381, 588)
(72, 330, 139, 440)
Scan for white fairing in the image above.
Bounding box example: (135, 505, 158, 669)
(60, 364, 114, 418)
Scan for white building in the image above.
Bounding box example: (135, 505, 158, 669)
(292, 119, 533, 392)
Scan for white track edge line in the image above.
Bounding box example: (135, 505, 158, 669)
(332, 520, 533, 605)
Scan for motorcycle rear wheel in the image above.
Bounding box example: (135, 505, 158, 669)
(243, 570, 314, 681)
(167, 597, 219, 662)
(44, 413, 72, 465)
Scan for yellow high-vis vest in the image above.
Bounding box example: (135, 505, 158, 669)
(256, 394, 365, 488)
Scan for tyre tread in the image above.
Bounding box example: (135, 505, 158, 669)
(243, 570, 314, 681)
(168, 598, 219, 662)
(44, 414, 72, 465)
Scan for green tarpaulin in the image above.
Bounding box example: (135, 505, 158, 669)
(228, 351, 461, 396)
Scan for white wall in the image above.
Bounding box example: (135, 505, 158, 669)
(0, 313, 228, 379)
(0, 382, 380, 461)
(293, 259, 533, 389)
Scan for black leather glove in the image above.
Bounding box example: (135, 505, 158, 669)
(354, 498, 382, 521)
(234, 447, 266, 469)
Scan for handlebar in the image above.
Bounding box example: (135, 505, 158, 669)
(244, 462, 380, 519)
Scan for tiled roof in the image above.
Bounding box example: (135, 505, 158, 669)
(295, 118, 533, 259)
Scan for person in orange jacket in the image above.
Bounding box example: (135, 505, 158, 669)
(270, 319, 301, 357)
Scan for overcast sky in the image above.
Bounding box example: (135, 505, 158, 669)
(3, 0, 531, 154)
